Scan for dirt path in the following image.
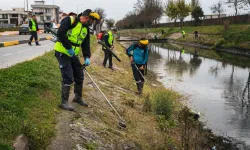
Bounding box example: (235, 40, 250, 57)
(48, 45, 110, 149)
(168, 33, 182, 40)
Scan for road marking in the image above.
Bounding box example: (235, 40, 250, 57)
(3, 53, 13, 56)
(17, 50, 24, 53)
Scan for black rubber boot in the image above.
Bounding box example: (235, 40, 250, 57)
(28, 41, 32, 46)
(73, 83, 88, 107)
(36, 41, 41, 46)
(136, 82, 142, 95)
(59, 84, 74, 111)
(141, 82, 144, 92)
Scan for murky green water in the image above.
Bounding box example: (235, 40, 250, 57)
(147, 43, 250, 149)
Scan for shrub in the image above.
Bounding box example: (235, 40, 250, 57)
(214, 38, 226, 48)
(143, 94, 152, 112)
(153, 91, 174, 120)
(223, 27, 250, 44)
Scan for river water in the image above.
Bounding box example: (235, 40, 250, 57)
(144, 43, 250, 149)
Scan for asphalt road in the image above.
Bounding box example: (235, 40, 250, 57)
(0, 40, 54, 69)
(0, 33, 52, 42)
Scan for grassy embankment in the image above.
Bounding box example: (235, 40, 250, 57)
(0, 27, 19, 32)
(156, 43, 250, 68)
(120, 24, 250, 51)
(0, 36, 96, 149)
(0, 36, 234, 149)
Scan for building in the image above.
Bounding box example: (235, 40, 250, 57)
(0, 8, 28, 26)
(31, 0, 60, 23)
(204, 14, 227, 19)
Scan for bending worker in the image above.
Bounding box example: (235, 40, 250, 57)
(126, 38, 149, 94)
(102, 28, 117, 70)
(54, 9, 100, 111)
(28, 15, 41, 46)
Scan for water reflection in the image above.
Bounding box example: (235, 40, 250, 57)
(148, 43, 250, 148)
(150, 44, 202, 78)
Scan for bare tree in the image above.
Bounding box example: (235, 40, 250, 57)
(226, 0, 245, 15)
(210, 0, 224, 18)
(94, 8, 106, 32)
(94, 8, 107, 20)
(105, 18, 115, 29)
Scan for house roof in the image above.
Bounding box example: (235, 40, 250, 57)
(0, 10, 28, 15)
(31, 5, 59, 9)
(204, 14, 226, 16)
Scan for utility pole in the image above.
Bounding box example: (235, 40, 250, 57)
(26, 0, 28, 12)
(24, 0, 25, 11)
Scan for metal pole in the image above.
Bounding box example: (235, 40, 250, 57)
(77, 4, 84, 15)
(24, 0, 26, 11)
(133, 64, 152, 90)
(26, 0, 28, 12)
(84, 69, 123, 119)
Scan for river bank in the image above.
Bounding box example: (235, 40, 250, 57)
(119, 24, 250, 57)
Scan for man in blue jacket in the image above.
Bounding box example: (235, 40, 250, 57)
(126, 38, 149, 94)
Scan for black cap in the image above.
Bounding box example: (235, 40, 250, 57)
(81, 9, 92, 16)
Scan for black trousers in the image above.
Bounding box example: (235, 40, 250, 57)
(103, 50, 113, 67)
(29, 31, 39, 44)
(132, 64, 145, 83)
(195, 34, 198, 39)
(55, 51, 84, 86)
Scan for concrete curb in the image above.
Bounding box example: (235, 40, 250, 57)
(0, 36, 52, 48)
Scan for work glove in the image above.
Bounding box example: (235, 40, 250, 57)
(139, 65, 144, 70)
(85, 57, 90, 66)
(67, 48, 75, 57)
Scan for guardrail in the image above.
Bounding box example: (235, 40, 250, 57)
(0, 24, 16, 28)
(117, 38, 169, 43)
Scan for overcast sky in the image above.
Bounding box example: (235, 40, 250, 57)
(0, 0, 249, 22)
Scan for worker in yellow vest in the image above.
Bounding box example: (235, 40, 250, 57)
(102, 28, 117, 70)
(54, 9, 100, 111)
(182, 30, 186, 38)
(28, 15, 40, 46)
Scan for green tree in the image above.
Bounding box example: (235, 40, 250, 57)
(191, 0, 199, 10)
(165, 0, 178, 26)
(191, 6, 204, 26)
(176, 0, 191, 29)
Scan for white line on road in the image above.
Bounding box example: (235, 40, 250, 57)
(3, 53, 13, 56)
(17, 51, 24, 53)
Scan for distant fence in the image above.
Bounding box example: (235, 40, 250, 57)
(154, 14, 250, 28)
(0, 24, 16, 28)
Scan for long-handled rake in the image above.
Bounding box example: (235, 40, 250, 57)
(83, 66, 126, 129)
